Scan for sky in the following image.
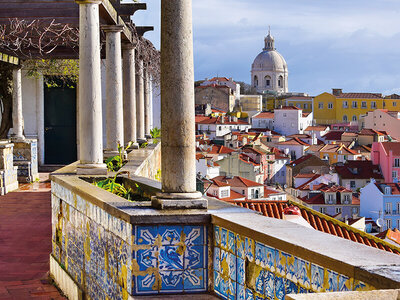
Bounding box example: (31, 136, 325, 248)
(130, 0, 400, 96)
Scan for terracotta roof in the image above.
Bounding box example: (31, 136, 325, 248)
(195, 116, 249, 125)
(270, 147, 290, 160)
(196, 84, 230, 90)
(302, 113, 311, 117)
(305, 126, 329, 132)
(352, 145, 371, 153)
(376, 229, 400, 245)
(264, 187, 280, 197)
(323, 131, 344, 141)
(335, 160, 384, 179)
(207, 77, 232, 82)
(379, 142, 400, 156)
(230, 200, 400, 255)
(296, 174, 322, 190)
(276, 106, 301, 110)
(385, 94, 400, 100)
(278, 137, 310, 146)
(285, 96, 313, 100)
(294, 173, 317, 179)
(375, 183, 400, 195)
(337, 93, 382, 99)
(359, 128, 385, 136)
(207, 190, 245, 201)
(287, 134, 311, 139)
(253, 112, 274, 119)
(288, 154, 315, 167)
(307, 144, 325, 152)
(211, 179, 230, 187)
(213, 175, 262, 188)
(211, 108, 226, 113)
(320, 144, 357, 155)
(197, 145, 236, 155)
(239, 154, 259, 166)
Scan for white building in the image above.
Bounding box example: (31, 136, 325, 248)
(360, 109, 400, 141)
(195, 116, 251, 140)
(251, 111, 274, 129)
(251, 29, 288, 94)
(201, 77, 240, 100)
(195, 154, 220, 179)
(274, 106, 313, 136)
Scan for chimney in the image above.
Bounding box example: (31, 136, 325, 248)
(229, 77, 233, 82)
(228, 115, 232, 122)
(311, 131, 317, 145)
(332, 88, 342, 96)
(221, 116, 225, 124)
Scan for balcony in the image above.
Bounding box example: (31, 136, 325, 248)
(50, 145, 400, 300)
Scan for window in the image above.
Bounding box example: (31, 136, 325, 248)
(328, 102, 333, 109)
(220, 189, 229, 198)
(352, 101, 358, 108)
(278, 76, 283, 88)
(352, 207, 358, 214)
(397, 202, 400, 214)
(394, 158, 400, 167)
(265, 75, 271, 87)
(242, 189, 245, 195)
(393, 102, 397, 107)
(336, 207, 342, 214)
(320, 207, 326, 214)
(296, 104, 301, 108)
(392, 171, 397, 180)
(386, 202, 392, 214)
(350, 181, 356, 188)
(343, 194, 351, 204)
(352, 115, 357, 121)
(304, 103, 308, 109)
(255, 189, 259, 199)
(383, 101, 386, 108)
(283, 113, 287, 117)
(218, 126, 222, 131)
(343, 101, 348, 108)
(386, 219, 392, 229)
(397, 219, 400, 229)
(343, 115, 348, 122)
(371, 101, 376, 109)
(328, 194, 334, 204)
(251, 189, 254, 199)
(318, 102, 323, 109)
(289, 103, 294, 106)
(361, 101, 367, 108)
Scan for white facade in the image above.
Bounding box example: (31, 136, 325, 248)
(272, 158, 289, 185)
(251, 30, 288, 94)
(251, 112, 274, 129)
(202, 77, 240, 100)
(195, 157, 220, 179)
(361, 109, 400, 141)
(274, 107, 313, 136)
(197, 122, 250, 140)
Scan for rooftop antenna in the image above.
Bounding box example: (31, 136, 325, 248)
(268, 25, 271, 35)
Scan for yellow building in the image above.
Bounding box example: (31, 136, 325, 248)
(314, 89, 385, 125)
(238, 95, 263, 111)
(285, 96, 313, 113)
(383, 94, 400, 111)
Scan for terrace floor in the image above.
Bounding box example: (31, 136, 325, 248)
(0, 173, 65, 299)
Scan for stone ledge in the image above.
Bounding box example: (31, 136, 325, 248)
(286, 289, 400, 300)
(49, 254, 82, 300)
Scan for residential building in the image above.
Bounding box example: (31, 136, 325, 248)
(304, 125, 330, 140)
(361, 109, 400, 141)
(360, 181, 400, 231)
(274, 106, 313, 136)
(358, 129, 386, 146)
(331, 122, 359, 132)
(372, 142, 400, 182)
(217, 152, 264, 183)
(285, 154, 330, 187)
(251, 111, 274, 129)
(318, 143, 361, 164)
(270, 147, 291, 185)
(335, 160, 384, 191)
(196, 144, 235, 161)
(195, 115, 250, 140)
(299, 184, 360, 219)
(206, 178, 245, 201)
(213, 176, 265, 200)
(276, 137, 310, 161)
(237, 95, 263, 112)
(201, 77, 240, 99)
(195, 154, 220, 179)
(314, 89, 384, 125)
(383, 94, 400, 111)
(195, 84, 235, 112)
(285, 96, 313, 112)
(320, 131, 344, 144)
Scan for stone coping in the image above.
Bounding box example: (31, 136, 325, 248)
(286, 289, 400, 299)
(212, 212, 400, 289)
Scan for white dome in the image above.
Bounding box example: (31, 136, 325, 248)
(252, 50, 288, 72)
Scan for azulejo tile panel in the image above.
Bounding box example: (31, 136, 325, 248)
(212, 225, 369, 300)
(133, 224, 207, 295)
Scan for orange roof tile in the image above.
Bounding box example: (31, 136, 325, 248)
(213, 175, 262, 187)
(278, 137, 310, 146)
(337, 93, 382, 99)
(253, 112, 274, 119)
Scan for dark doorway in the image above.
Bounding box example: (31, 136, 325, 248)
(44, 81, 77, 165)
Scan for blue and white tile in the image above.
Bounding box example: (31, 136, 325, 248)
(135, 273, 157, 294)
(254, 269, 264, 295)
(254, 292, 265, 300)
(184, 245, 205, 269)
(183, 269, 206, 291)
(245, 287, 254, 300)
(227, 279, 236, 300)
(221, 228, 228, 249)
(237, 283, 245, 300)
(285, 279, 298, 295)
(276, 251, 287, 276)
(214, 226, 220, 246)
(338, 275, 352, 291)
(184, 225, 205, 245)
(213, 247, 220, 272)
(159, 225, 182, 245)
(135, 226, 157, 245)
(160, 270, 183, 292)
(254, 242, 265, 268)
(264, 270, 275, 299)
(214, 271, 221, 295)
(264, 245, 276, 272)
(237, 257, 245, 285)
(297, 258, 311, 289)
(353, 280, 369, 291)
(245, 237, 254, 262)
(221, 249, 236, 281)
(219, 277, 229, 299)
(236, 234, 245, 259)
(274, 275, 286, 300)
(311, 264, 324, 292)
(227, 230, 236, 254)
(286, 254, 298, 283)
(326, 270, 338, 292)
(159, 245, 184, 270)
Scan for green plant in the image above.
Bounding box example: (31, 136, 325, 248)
(150, 127, 161, 143)
(105, 141, 133, 172)
(140, 142, 148, 148)
(155, 169, 161, 182)
(93, 171, 132, 200)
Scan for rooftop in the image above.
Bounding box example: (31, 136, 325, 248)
(335, 160, 384, 179)
(252, 111, 274, 119)
(337, 93, 382, 99)
(213, 175, 263, 188)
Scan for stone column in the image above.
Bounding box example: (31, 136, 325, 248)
(135, 58, 146, 143)
(76, 0, 106, 174)
(152, 0, 207, 209)
(103, 25, 124, 156)
(144, 66, 152, 139)
(11, 68, 24, 140)
(122, 43, 139, 149)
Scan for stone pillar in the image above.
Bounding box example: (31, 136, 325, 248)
(76, 0, 106, 174)
(152, 0, 207, 209)
(149, 74, 153, 130)
(144, 66, 152, 139)
(122, 43, 139, 149)
(11, 68, 24, 140)
(103, 25, 124, 156)
(135, 58, 146, 143)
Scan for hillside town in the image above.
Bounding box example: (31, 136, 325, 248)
(194, 30, 400, 245)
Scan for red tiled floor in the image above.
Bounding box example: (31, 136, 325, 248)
(0, 174, 65, 299)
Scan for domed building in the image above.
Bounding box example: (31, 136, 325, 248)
(251, 30, 288, 94)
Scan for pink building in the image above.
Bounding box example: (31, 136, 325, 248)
(372, 142, 400, 182)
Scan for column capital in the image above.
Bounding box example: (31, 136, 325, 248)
(75, 0, 102, 4)
(122, 42, 137, 50)
(101, 24, 124, 33)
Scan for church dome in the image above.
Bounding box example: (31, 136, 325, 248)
(251, 32, 288, 72)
